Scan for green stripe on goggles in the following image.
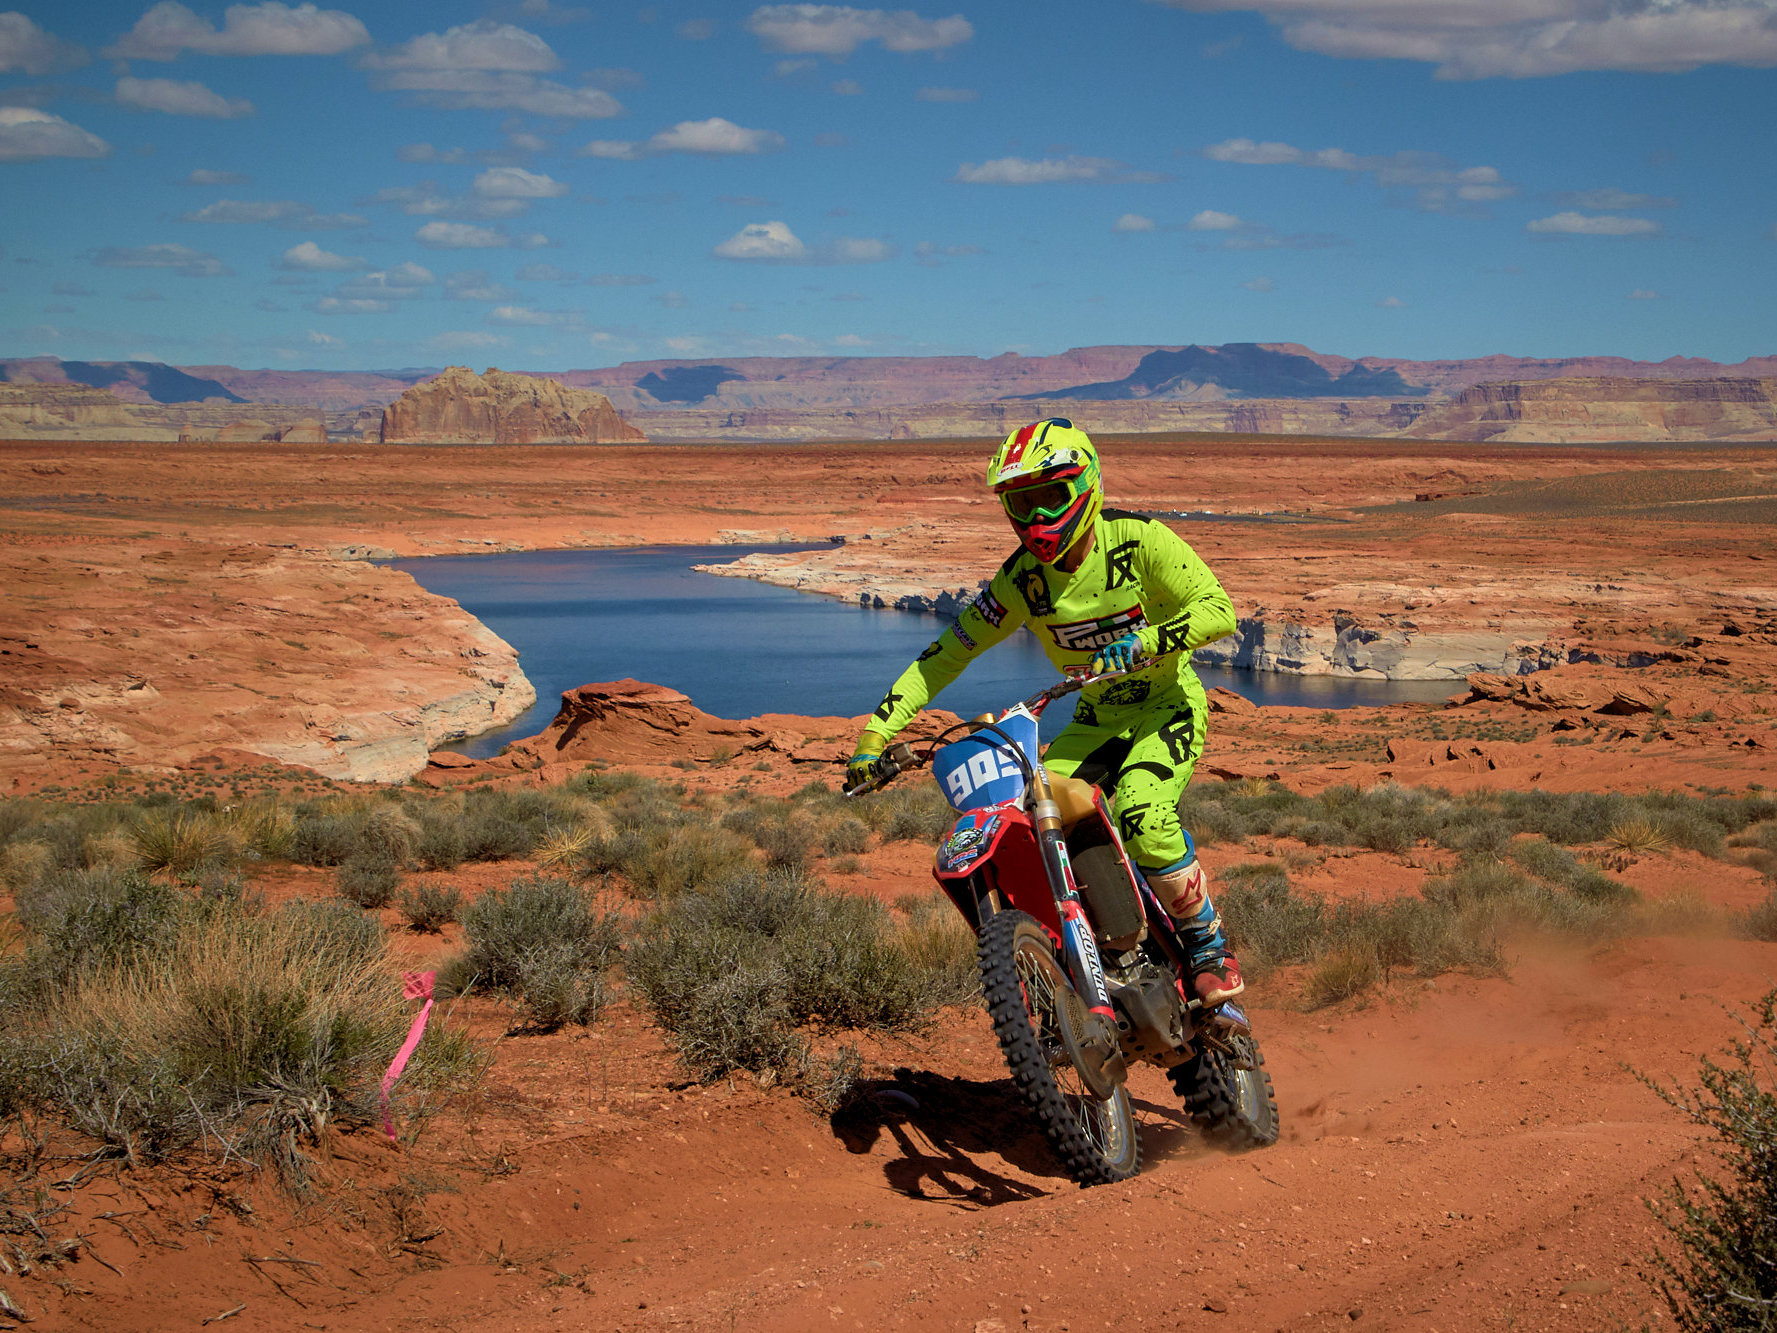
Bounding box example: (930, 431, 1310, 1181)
(998, 466, 1091, 523)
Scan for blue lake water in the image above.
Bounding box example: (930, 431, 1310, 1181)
(388, 545, 1458, 758)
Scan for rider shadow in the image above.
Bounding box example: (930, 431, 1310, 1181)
(829, 1067, 1075, 1209)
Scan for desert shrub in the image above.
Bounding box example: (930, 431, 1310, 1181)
(337, 854, 399, 910)
(398, 884, 463, 933)
(1740, 890, 1777, 943)
(131, 809, 242, 876)
(1508, 836, 1636, 903)
(457, 788, 560, 861)
(1643, 989, 1777, 1330)
(626, 868, 944, 1084)
(11, 868, 182, 995)
(0, 839, 53, 892)
(409, 798, 468, 871)
(1305, 950, 1381, 1008)
(856, 781, 954, 843)
(1, 894, 470, 1170)
(819, 815, 870, 857)
(751, 812, 821, 872)
(445, 876, 621, 1029)
(601, 821, 754, 899)
(1218, 871, 1324, 971)
(893, 892, 980, 1007)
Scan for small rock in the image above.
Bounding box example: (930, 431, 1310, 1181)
(1204, 1296, 1229, 1313)
(1348, 1309, 1363, 1321)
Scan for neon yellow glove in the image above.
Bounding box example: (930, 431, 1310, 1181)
(847, 729, 890, 790)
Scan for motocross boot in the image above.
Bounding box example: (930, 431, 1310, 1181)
(1146, 858, 1245, 1008)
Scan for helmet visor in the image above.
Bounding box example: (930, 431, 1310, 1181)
(1000, 477, 1078, 523)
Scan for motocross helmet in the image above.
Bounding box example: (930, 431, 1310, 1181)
(987, 418, 1102, 565)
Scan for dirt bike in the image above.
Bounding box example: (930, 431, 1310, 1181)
(846, 663, 1279, 1187)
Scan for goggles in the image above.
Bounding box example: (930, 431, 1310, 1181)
(999, 475, 1080, 523)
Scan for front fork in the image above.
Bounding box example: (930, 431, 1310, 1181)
(1027, 767, 1115, 1021)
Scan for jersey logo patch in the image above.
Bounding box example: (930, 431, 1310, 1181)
(1050, 606, 1146, 654)
(1014, 564, 1054, 617)
(949, 618, 977, 651)
(972, 587, 1006, 628)
(1105, 538, 1139, 591)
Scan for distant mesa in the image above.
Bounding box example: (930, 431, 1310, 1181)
(635, 364, 746, 403)
(377, 365, 646, 444)
(1017, 343, 1425, 402)
(1, 356, 243, 405)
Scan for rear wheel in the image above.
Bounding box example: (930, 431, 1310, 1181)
(977, 909, 1140, 1186)
(1170, 1029, 1279, 1150)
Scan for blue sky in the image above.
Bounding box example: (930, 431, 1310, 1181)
(1, 0, 1773, 372)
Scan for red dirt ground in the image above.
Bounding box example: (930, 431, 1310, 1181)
(2, 435, 1775, 1331)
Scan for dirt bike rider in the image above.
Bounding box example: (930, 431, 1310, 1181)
(848, 418, 1245, 1009)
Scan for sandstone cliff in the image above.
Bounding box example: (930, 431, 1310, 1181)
(1405, 376, 1777, 443)
(379, 366, 646, 444)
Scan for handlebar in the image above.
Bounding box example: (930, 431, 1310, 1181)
(840, 658, 1152, 799)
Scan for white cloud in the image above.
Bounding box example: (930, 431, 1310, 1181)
(1203, 137, 1515, 212)
(833, 333, 871, 346)
(1527, 210, 1661, 236)
(307, 329, 343, 346)
(473, 166, 568, 198)
(0, 107, 110, 161)
(445, 269, 516, 301)
(746, 5, 973, 57)
(915, 85, 976, 101)
(1554, 187, 1678, 210)
(487, 304, 576, 325)
(414, 221, 548, 249)
(416, 221, 506, 248)
(106, 1, 370, 60)
(1113, 213, 1155, 233)
(650, 117, 785, 155)
(1242, 276, 1275, 293)
(587, 272, 656, 285)
(92, 242, 228, 276)
(1375, 295, 1407, 308)
(831, 77, 864, 94)
(312, 296, 388, 314)
(181, 198, 366, 228)
(0, 12, 87, 74)
(278, 240, 366, 270)
(1187, 209, 1243, 231)
(368, 182, 530, 219)
(1628, 288, 1660, 299)
(714, 220, 807, 261)
(677, 18, 716, 39)
(117, 75, 254, 117)
(363, 19, 558, 71)
(516, 262, 577, 281)
(335, 262, 435, 298)
(712, 222, 896, 264)
(653, 290, 690, 308)
(185, 167, 249, 184)
(953, 155, 1153, 185)
(1149, 0, 1777, 78)
(374, 68, 623, 116)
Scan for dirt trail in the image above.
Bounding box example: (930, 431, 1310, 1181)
(28, 928, 1773, 1333)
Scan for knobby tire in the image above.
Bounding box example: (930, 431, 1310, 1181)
(977, 909, 1141, 1187)
(1169, 1029, 1280, 1150)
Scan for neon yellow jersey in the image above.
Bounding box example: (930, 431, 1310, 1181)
(868, 509, 1237, 737)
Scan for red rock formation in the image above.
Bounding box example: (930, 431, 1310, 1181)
(274, 418, 327, 443)
(378, 366, 646, 444)
(1406, 376, 1777, 442)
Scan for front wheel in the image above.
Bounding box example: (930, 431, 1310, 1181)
(977, 909, 1140, 1186)
(1170, 1029, 1279, 1150)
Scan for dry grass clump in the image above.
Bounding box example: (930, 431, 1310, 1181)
(441, 876, 622, 1029)
(0, 884, 474, 1172)
(1218, 847, 1645, 1009)
(1606, 815, 1672, 857)
(398, 884, 463, 933)
(625, 868, 963, 1092)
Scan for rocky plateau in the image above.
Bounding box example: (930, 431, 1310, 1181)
(376, 364, 645, 444)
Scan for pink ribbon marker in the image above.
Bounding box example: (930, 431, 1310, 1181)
(380, 970, 437, 1141)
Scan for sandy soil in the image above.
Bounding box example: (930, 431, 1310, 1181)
(3, 433, 1776, 1331)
